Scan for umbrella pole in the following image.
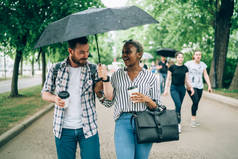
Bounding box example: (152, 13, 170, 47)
(95, 34, 101, 64)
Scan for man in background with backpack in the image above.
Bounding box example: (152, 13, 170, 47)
(41, 37, 102, 159)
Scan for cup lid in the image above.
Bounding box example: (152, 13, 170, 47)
(58, 91, 70, 99)
(128, 85, 138, 90)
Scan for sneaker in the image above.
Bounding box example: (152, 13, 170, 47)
(178, 124, 181, 133)
(191, 120, 197, 128)
(195, 121, 200, 126)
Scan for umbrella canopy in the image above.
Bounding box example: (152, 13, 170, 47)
(142, 52, 153, 60)
(35, 6, 158, 48)
(156, 48, 177, 58)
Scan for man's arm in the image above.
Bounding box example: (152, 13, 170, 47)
(42, 92, 65, 107)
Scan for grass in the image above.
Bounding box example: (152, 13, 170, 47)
(0, 85, 50, 135)
(212, 88, 238, 99)
(204, 84, 238, 99)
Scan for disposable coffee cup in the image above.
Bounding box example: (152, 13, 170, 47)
(58, 91, 70, 108)
(128, 86, 139, 103)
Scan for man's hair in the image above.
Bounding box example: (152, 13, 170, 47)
(68, 37, 88, 49)
(123, 39, 144, 53)
(175, 51, 183, 58)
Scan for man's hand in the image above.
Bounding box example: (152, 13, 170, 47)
(54, 96, 65, 107)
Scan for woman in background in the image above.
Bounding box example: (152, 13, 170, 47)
(185, 50, 212, 128)
(164, 52, 194, 133)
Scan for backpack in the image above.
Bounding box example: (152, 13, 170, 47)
(53, 63, 97, 87)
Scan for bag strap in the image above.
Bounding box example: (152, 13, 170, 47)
(89, 63, 96, 83)
(153, 114, 163, 140)
(53, 63, 61, 85)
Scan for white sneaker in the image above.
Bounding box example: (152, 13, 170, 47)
(195, 121, 200, 126)
(191, 119, 200, 127)
(178, 124, 181, 133)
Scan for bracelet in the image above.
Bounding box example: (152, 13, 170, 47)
(102, 76, 110, 82)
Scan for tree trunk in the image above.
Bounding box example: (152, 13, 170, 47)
(4, 54, 7, 79)
(229, 63, 238, 90)
(209, 0, 234, 88)
(10, 50, 22, 97)
(41, 49, 46, 87)
(20, 56, 23, 76)
(38, 58, 41, 71)
(31, 56, 35, 76)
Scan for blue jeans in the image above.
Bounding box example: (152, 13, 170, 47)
(159, 73, 167, 93)
(114, 113, 152, 159)
(55, 128, 100, 159)
(170, 85, 186, 123)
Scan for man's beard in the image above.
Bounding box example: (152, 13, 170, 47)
(71, 55, 87, 66)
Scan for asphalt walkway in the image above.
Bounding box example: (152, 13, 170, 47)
(0, 93, 238, 159)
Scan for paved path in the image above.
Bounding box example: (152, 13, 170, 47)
(0, 94, 238, 159)
(0, 75, 41, 93)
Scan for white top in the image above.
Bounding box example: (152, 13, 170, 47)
(62, 67, 83, 129)
(185, 60, 207, 89)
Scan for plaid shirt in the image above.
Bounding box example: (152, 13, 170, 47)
(42, 58, 99, 139)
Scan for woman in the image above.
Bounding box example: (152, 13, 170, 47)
(97, 40, 160, 159)
(185, 50, 212, 127)
(163, 52, 194, 133)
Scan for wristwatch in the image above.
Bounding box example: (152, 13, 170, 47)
(99, 95, 104, 101)
(102, 76, 110, 82)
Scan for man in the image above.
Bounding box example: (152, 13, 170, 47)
(41, 37, 101, 159)
(158, 56, 168, 93)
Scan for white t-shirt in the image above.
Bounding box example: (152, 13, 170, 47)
(185, 60, 207, 89)
(62, 67, 83, 129)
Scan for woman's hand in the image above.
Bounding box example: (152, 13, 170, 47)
(163, 90, 168, 96)
(97, 64, 108, 80)
(130, 92, 149, 103)
(190, 87, 195, 96)
(130, 92, 157, 109)
(208, 86, 212, 93)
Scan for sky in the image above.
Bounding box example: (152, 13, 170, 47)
(101, 0, 128, 7)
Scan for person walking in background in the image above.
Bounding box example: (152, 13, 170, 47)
(158, 56, 169, 93)
(163, 52, 194, 133)
(96, 40, 160, 159)
(41, 37, 101, 159)
(150, 61, 157, 74)
(185, 50, 212, 128)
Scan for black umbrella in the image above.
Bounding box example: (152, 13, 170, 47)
(35, 6, 158, 63)
(156, 48, 177, 58)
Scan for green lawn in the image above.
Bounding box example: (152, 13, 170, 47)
(0, 85, 50, 135)
(204, 84, 238, 99)
(212, 88, 238, 99)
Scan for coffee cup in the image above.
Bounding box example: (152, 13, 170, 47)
(128, 86, 139, 103)
(58, 91, 70, 108)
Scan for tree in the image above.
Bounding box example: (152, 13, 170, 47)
(209, 0, 235, 88)
(229, 63, 238, 90)
(0, 0, 104, 96)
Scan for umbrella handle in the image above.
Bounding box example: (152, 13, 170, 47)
(95, 34, 101, 64)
